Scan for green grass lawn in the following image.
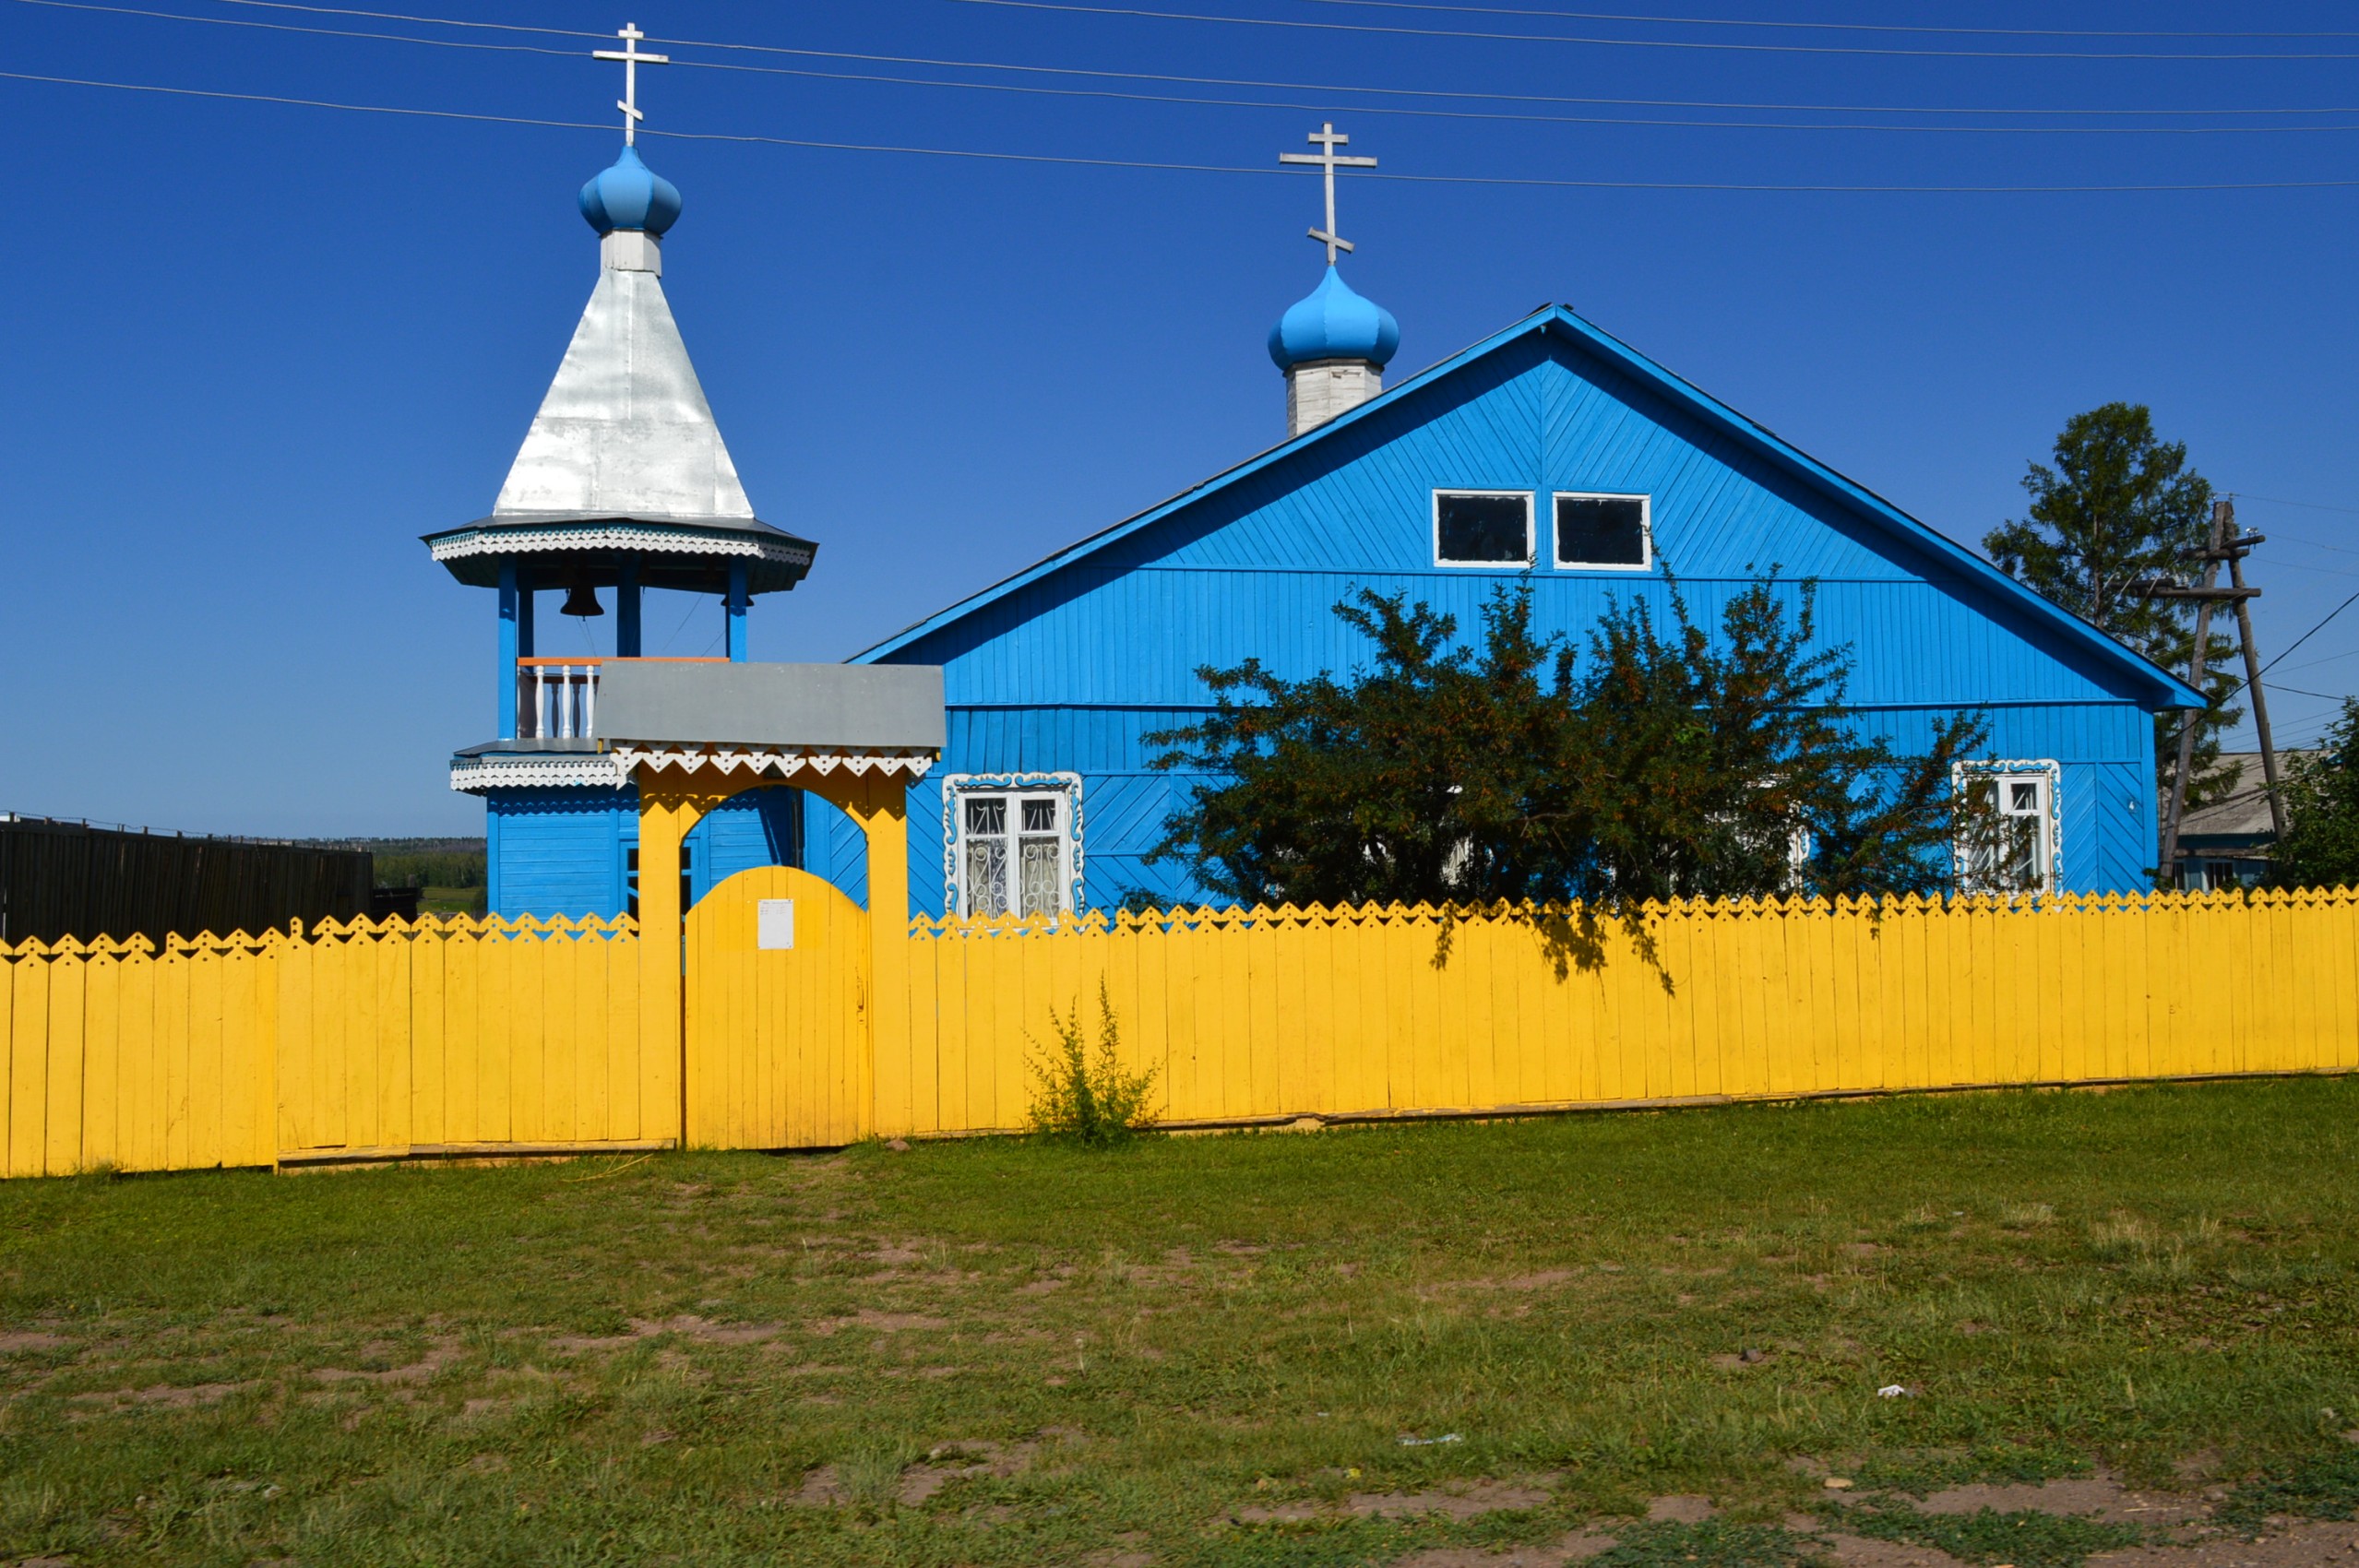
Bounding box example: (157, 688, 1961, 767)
(3, 1077, 2357, 1566)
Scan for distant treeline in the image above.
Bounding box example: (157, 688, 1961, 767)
(316, 838, 488, 890)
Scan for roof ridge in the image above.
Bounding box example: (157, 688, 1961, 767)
(851, 304, 2203, 710)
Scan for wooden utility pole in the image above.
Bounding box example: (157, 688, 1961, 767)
(2222, 504, 2289, 842)
(2144, 498, 2284, 881)
(2154, 504, 2229, 878)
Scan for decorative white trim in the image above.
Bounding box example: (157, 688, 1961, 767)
(452, 743, 935, 795)
(1551, 491, 1653, 571)
(1953, 758, 2064, 893)
(428, 523, 814, 567)
(941, 772, 1086, 917)
(1433, 489, 1535, 569)
(449, 753, 625, 793)
(614, 743, 935, 782)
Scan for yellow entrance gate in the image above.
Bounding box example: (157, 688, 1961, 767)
(684, 865, 871, 1150)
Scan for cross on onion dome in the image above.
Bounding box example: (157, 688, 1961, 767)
(594, 22, 670, 147)
(1280, 123, 1377, 265)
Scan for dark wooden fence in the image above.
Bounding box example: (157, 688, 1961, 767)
(0, 816, 372, 945)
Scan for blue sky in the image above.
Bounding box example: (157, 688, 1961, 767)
(5, 0, 2358, 836)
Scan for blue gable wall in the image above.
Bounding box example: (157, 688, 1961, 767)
(862, 318, 2185, 915)
(486, 784, 804, 921)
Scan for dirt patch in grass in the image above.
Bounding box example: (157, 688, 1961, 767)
(792, 1437, 1053, 1508)
(70, 1380, 250, 1409)
(0, 1330, 68, 1353)
(548, 1314, 780, 1352)
(1456, 1270, 1580, 1291)
(1646, 1495, 1716, 1522)
(1388, 1530, 1622, 1565)
(1915, 1476, 2200, 1527)
(2090, 1518, 2359, 1564)
(1351, 1481, 1554, 1519)
(310, 1336, 463, 1385)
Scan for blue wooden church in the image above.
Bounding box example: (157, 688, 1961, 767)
(437, 121, 2200, 921)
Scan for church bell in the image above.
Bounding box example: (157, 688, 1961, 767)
(560, 582, 604, 618)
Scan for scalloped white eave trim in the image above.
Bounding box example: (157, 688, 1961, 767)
(449, 754, 625, 793)
(428, 523, 814, 566)
(449, 746, 935, 795)
(613, 745, 935, 782)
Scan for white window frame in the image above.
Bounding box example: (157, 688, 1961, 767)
(941, 772, 1085, 920)
(1432, 489, 1535, 569)
(1952, 760, 2062, 895)
(1552, 491, 1653, 571)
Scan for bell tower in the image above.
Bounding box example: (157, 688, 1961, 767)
(422, 25, 818, 914)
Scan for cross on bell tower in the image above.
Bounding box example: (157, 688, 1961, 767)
(594, 22, 670, 146)
(1280, 123, 1377, 265)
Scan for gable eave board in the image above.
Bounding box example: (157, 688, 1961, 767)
(852, 306, 2203, 710)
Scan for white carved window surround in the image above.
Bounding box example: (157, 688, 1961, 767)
(942, 773, 1084, 919)
(1954, 760, 2062, 894)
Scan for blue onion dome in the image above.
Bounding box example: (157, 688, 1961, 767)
(1268, 266, 1400, 370)
(578, 146, 683, 236)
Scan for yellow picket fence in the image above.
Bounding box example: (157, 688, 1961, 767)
(2, 886, 2356, 1178)
(2, 917, 667, 1178)
(885, 888, 2359, 1136)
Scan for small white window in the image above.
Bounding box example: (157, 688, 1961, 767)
(944, 774, 1083, 919)
(1554, 493, 1650, 569)
(1955, 762, 2060, 893)
(1434, 490, 1533, 567)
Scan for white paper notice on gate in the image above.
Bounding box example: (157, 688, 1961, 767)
(757, 898, 796, 950)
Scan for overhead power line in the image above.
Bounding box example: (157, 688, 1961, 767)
(71, 0, 2359, 120)
(941, 0, 2359, 61)
(2262, 588, 2359, 678)
(32, 0, 2359, 137)
(15, 65, 2359, 195)
(1290, 0, 2359, 41)
(207, 0, 595, 39)
(2233, 492, 2359, 517)
(670, 53, 2359, 136)
(14, 0, 578, 55)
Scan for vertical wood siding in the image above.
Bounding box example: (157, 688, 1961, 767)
(875, 333, 2177, 904)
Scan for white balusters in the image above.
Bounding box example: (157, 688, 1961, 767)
(514, 661, 603, 740)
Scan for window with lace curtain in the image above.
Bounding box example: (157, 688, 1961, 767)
(1954, 762, 2061, 893)
(946, 776, 1080, 918)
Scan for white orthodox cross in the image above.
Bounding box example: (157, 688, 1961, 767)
(1280, 124, 1377, 265)
(594, 22, 669, 146)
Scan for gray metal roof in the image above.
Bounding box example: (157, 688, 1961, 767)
(598, 662, 946, 750)
(2179, 751, 2315, 847)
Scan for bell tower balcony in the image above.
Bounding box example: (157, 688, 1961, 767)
(514, 657, 726, 742)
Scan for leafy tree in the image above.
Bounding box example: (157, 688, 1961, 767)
(1145, 580, 1989, 917)
(1984, 403, 2240, 806)
(2265, 700, 2359, 891)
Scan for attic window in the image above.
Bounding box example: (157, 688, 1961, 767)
(1434, 491, 1533, 566)
(1555, 493, 1650, 568)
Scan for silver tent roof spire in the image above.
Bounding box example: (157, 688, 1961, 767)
(423, 42, 813, 596)
(489, 189, 758, 526)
